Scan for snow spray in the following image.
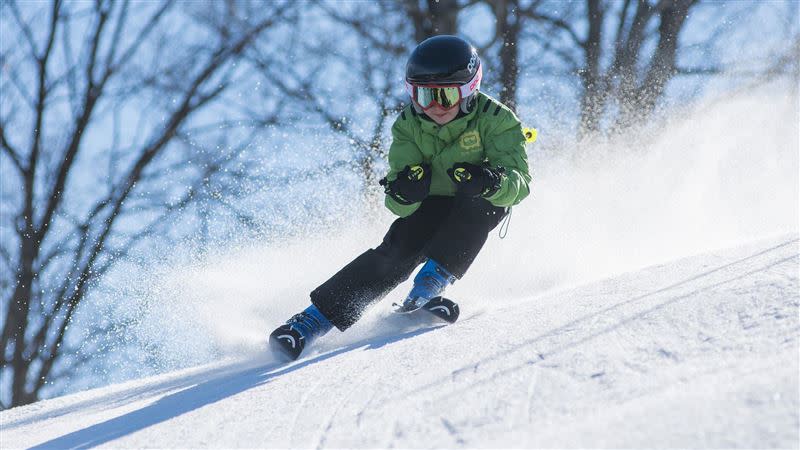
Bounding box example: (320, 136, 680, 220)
(129, 81, 798, 373)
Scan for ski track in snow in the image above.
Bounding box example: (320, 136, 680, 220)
(1, 234, 798, 449)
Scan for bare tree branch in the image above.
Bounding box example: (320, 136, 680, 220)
(2, 62, 37, 110)
(107, 1, 174, 74)
(519, 8, 585, 49)
(7, 0, 41, 59)
(1, 0, 295, 407)
(0, 124, 26, 175)
(60, 10, 81, 118)
(103, 0, 130, 74)
(316, 1, 407, 55)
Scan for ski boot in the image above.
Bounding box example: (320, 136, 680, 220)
(394, 259, 460, 323)
(269, 304, 333, 361)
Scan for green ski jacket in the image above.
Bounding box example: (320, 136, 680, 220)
(384, 92, 531, 217)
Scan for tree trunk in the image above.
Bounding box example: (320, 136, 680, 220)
(426, 0, 459, 36)
(405, 0, 460, 41)
(579, 0, 605, 135)
(495, 0, 521, 112)
(618, 0, 693, 127)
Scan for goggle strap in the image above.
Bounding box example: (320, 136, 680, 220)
(459, 64, 482, 98)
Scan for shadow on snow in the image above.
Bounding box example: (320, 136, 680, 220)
(30, 325, 443, 450)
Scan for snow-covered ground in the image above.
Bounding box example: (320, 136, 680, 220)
(2, 81, 797, 449)
(2, 234, 798, 449)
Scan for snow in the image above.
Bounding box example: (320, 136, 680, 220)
(116, 83, 798, 380)
(1, 76, 797, 450)
(2, 234, 798, 449)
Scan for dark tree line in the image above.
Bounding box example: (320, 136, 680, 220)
(408, 0, 700, 131)
(315, 0, 704, 136)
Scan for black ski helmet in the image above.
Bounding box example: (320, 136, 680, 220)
(405, 35, 482, 113)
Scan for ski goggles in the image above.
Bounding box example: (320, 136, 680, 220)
(405, 64, 482, 111)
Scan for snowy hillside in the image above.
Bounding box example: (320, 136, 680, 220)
(3, 234, 798, 449)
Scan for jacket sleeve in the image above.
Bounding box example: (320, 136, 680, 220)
(384, 114, 424, 217)
(483, 107, 531, 207)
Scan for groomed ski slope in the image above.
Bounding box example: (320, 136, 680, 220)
(2, 234, 798, 449)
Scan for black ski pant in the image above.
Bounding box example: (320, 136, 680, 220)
(311, 195, 507, 331)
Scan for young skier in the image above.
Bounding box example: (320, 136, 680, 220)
(269, 35, 531, 360)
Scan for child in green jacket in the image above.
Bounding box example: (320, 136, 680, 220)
(270, 35, 531, 360)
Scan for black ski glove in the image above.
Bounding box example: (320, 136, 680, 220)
(379, 164, 432, 205)
(447, 162, 505, 198)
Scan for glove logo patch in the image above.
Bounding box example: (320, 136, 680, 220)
(459, 130, 481, 151)
(452, 167, 471, 182)
(408, 165, 425, 181)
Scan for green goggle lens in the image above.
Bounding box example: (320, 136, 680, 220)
(414, 86, 461, 109)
